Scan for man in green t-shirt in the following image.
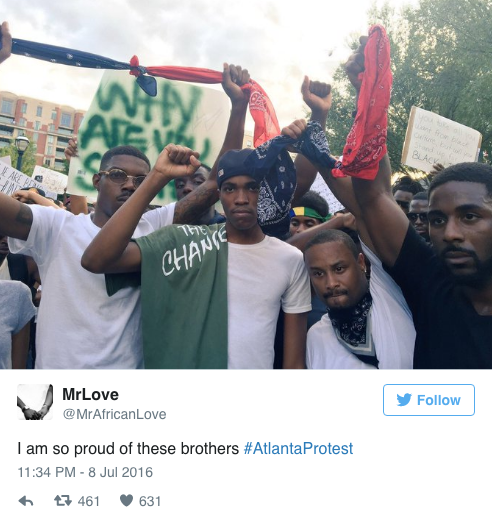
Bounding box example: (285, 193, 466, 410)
(82, 140, 311, 369)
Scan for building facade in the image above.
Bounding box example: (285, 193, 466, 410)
(0, 91, 85, 171)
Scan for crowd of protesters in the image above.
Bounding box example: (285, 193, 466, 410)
(1, 21, 491, 370)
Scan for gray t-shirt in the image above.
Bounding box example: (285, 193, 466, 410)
(0, 280, 36, 369)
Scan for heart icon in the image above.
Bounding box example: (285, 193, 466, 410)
(120, 494, 133, 507)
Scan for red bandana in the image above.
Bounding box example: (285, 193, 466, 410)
(11, 38, 280, 148)
(332, 25, 392, 180)
(129, 58, 280, 148)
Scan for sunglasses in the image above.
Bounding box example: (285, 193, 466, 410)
(99, 168, 146, 189)
(407, 212, 428, 223)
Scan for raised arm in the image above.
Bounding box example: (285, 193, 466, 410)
(172, 63, 250, 224)
(344, 36, 409, 266)
(0, 21, 12, 64)
(352, 155, 409, 267)
(284, 119, 377, 252)
(293, 76, 332, 204)
(81, 145, 201, 274)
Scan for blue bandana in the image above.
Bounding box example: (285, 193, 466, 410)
(220, 121, 336, 238)
(12, 38, 156, 96)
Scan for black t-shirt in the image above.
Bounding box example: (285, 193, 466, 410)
(385, 226, 492, 369)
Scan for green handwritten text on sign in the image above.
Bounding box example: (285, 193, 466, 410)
(73, 71, 229, 205)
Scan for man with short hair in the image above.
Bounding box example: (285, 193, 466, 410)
(289, 191, 330, 236)
(408, 191, 429, 242)
(273, 99, 415, 369)
(345, 37, 492, 368)
(392, 177, 423, 214)
(82, 143, 311, 369)
(0, 42, 251, 368)
(174, 164, 225, 225)
(304, 229, 414, 369)
(2, 145, 177, 368)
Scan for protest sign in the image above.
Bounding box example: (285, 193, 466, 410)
(70, 71, 230, 205)
(310, 173, 344, 214)
(0, 156, 12, 167)
(401, 107, 482, 173)
(0, 163, 57, 199)
(33, 166, 68, 194)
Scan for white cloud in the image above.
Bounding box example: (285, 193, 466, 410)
(1, 0, 416, 125)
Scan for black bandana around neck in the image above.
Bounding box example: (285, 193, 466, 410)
(327, 291, 373, 347)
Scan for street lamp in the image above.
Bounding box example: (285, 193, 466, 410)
(15, 135, 30, 171)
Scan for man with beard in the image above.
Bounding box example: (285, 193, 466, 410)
(355, 161, 492, 368)
(304, 229, 415, 369)
(344, 37, 492, 368)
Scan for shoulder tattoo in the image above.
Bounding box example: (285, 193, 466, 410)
(15, 203, 33, 227)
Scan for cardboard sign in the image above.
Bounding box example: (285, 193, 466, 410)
(0, 156, 12, 167)
(0, 163, 57, 199)
(401, 106, 482, 172)
(33, 165, 68, 194)
(69, 71, 230, 205)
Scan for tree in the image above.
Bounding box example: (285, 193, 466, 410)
(325, 0, 491, 173)
(0, 141, 38, 176)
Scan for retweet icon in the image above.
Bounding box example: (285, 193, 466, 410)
(397, 393, 412, 407)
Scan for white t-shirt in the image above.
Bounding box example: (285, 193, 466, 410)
(0, 280, 36, 369)
(0, 257, 11, 280)
(9, 203, 175, 369)
(227, 236, 311, 369)
(307, 241, 415, 369)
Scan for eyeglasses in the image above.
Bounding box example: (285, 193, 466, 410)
(407, 212, 428, 224)
(99, 169, 146, 189)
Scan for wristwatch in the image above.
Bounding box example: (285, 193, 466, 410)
(21, 405, 30, 412)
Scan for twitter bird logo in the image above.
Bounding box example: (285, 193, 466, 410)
(397, 393, 412, 407)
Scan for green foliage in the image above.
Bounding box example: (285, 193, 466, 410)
(61, 158, 70, 175)
(324, 0, 491, 172)
(0, 142, 38, 176)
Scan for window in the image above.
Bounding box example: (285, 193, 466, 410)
(32, 133, 39, 143)
(48, 123, 55, 132)
(1, 99, 13, 114)
(60, 112, 72, 127)
(34, 121, 41, 130)
(36, 106, 43, 117)
(18, 118, 27, 127)
(47, 146, 53, 155)
(47, 135, 54, 144)
(44, 159, 51, 167)
(51, 110, 57, 120)
(21, 103, 27, 114)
